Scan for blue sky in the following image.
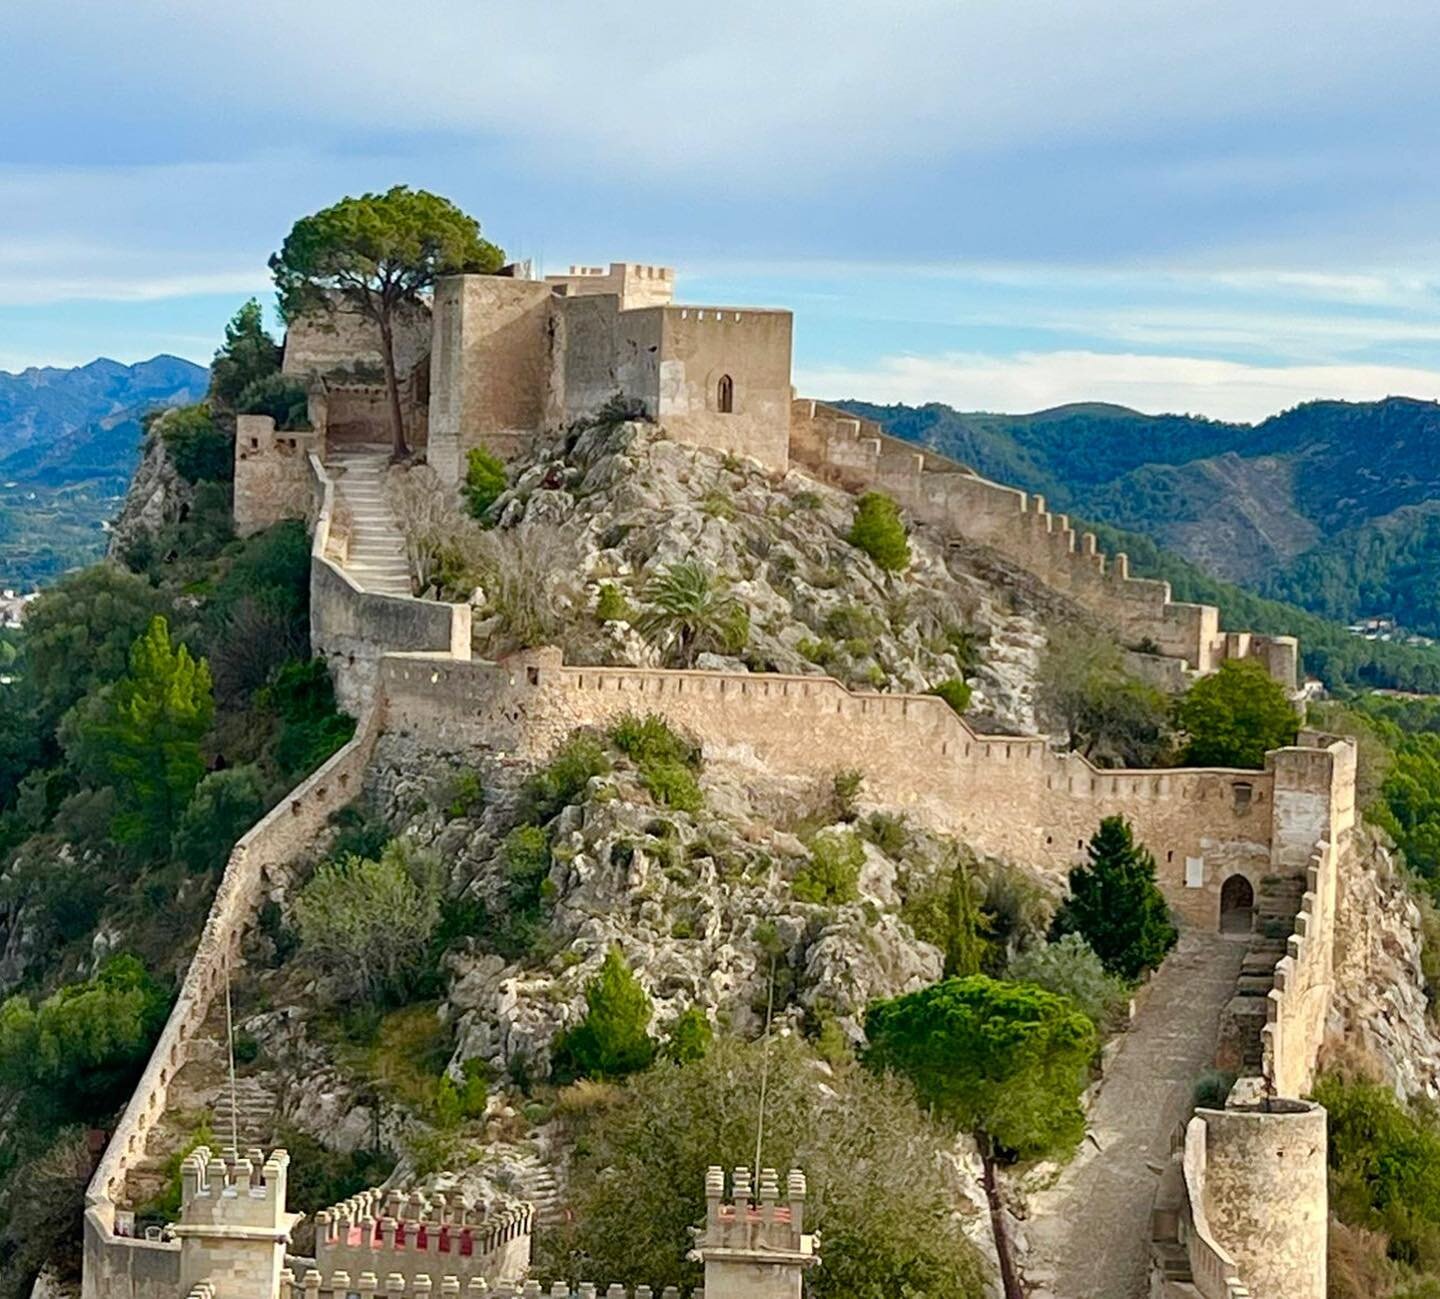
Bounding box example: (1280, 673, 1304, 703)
(6, 1, 1440, 421)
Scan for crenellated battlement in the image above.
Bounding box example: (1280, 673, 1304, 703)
(789, 398, 1299, 691)
(178, 1148, 291, 1231)
(314, 1184, 533, 1289)
(697, 1167, 811, 1260)
(283, 1275, 703, 1299)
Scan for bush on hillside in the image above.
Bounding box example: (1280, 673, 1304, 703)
(293, 840, 442, 1005)
(157, 404, 232, 484)
(463, 447, 507, 519)
(519, 734, 612, 824)
(1007, 934, 1129, 1028)
(793, 830, 864, 905)
(170, 765, 269, 875)
(928, 676, 972, 715)
(551, 946, 657, 1082)
(235, 374, 310, 431)
(848, 492, 910, 572)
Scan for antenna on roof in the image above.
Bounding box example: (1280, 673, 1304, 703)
(753, 954, 776, 1186)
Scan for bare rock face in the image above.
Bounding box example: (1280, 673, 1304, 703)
(1329, 827, 1440, 1098)
(472, 421, 1048, 735)
(106, 427, 193, 560)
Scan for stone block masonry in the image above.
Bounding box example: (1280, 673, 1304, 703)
(379, 651, 1350, 935)
(789, 399, 1299, 691)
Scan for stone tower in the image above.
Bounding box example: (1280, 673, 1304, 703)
(692, 1166, 817, 1299)
(171, 1147, 301, 1299)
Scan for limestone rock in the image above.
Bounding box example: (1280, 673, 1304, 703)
(106, 424, 195, 559)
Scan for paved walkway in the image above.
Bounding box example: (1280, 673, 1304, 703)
(328, 445, 413, 597)
(1022, 931, 1247, 1299)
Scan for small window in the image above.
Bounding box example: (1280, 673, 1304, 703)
(1233, 781, 1254, 812)
(717, 373, 734, 414)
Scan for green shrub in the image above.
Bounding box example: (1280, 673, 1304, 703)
(929, 677, 972, 715)
(848, 492, 910, 572)
(595, 583, 634, 623)
(273, 1123, 394, 1217)
(463, 447, 507, 519)
(1192, 1068, 1237, 1110)
(1175, 658, 1298, 769)
(504, 825, 552, 899)
(520, 735, 612, 824)
(1006, 934, 1129, 1028)
(640, 759, 703, 814)
(171, 765, 268, 874)
(609, 714, 698, 768)
(235, 374, 310, 430)
(261, 659, 356, 780)
(442, 768, 484, 820)
(832, 770, 863, 821)
(901, 847, 990, 977)
(551, 947, 657, 1082)
(158, 404, 232, 483)
(862, 811, 911, 858)
(293, 840, 442, 1005)
(797, 637, 838, 667)
(793, 830, 864, 905)
(663, 1007, 713, 1064)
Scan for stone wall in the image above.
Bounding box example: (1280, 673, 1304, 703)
(377, 652, 1347, 929)
(307, 454, 472, 714)
(282, 303, 431, 383)
(428, 277, 555, 484)
(545, 261, 677, 310)
(790, 400, 1299, 690)
(655, 307, 793, 474)
(234, 416, 317, 537)
(1181, 1101, 1327, 1299)
(83, 709, 384, 1299)
(551, 295, 664, 433)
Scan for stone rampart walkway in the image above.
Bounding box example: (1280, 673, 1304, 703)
(1022, 931, 1247, 1298)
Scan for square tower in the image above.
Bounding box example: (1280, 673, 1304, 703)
(692, 1166, 817, 1299)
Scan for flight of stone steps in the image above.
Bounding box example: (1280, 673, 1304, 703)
(326, 446, 414, 597)
(120, 999, 279, 1215)
(1215, 873, 1307, 1075)
(506, 1154, 564, 1227)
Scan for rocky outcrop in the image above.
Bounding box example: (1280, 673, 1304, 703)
(105, 425, 194, 559)
(1327, 826, 1440, 1098)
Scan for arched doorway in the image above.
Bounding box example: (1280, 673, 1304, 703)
(1219, 874, 1255, 934)
(717, 373, 734, 413)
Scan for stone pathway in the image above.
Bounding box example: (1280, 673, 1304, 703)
(1022, 931, 1247, 1299)
(327, 445, 413, 597)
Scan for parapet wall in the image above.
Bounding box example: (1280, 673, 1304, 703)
(789, 400, 1299, 689)
(378, 652, 1347, 930)
(83, 708, 384, 1299)
(308, 455, 471, 714)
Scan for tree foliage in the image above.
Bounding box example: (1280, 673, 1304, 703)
(293, 840, 442, 1005)
(848, 492, 910, 572)
(170, 765, 268, 875)
(22, 564, 163, 730)
(60, 615, 214, 859)
(0, 955, 169, 1123)
(1007, 934, 1129, 1028)
(551, 946, 656, 1082)
(1038, 626, 1174, 767)
(1175, 658, 1297, 768)
(270, 188, 503, 456)
(636, 561, 749, 667)
(543, 1036, 986, 1299)
(155, 404, 232, 484)
(1051, 816, 1177, 981)
(900, 845, 990, 977)
(209, 299, 281, 407)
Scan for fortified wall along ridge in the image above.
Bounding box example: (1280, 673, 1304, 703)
(84, 258, 1354, 1299)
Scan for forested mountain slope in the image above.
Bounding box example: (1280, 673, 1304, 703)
(839, 395, 1440, 635)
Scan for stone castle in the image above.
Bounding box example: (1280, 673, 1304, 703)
(82, 261, 1353, 1299)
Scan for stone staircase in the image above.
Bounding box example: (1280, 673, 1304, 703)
(326, 445, 413, 597)
(1214, 873, 1306, 1076)
(507, 1154, 565, 1227)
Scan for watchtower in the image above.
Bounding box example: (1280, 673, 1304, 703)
(170, 1147, 301, 1299)
(692, 1166, 817, 1299)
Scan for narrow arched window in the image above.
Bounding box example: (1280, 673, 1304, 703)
(717, 374, 734, 414)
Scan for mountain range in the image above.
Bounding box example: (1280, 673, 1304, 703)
(837, 396, 1440, 638)
(0, 355, 207, 588)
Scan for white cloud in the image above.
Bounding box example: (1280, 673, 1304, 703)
(797, 350, 1440, 424)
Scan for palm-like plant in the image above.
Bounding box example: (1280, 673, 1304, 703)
(636, 560, 749, 667)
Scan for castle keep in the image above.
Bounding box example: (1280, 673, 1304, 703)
(83, 260, 1352, 1299)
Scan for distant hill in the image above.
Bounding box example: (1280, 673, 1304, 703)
(836, 395, 1440, 637)
(0, 356, 207, 588)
